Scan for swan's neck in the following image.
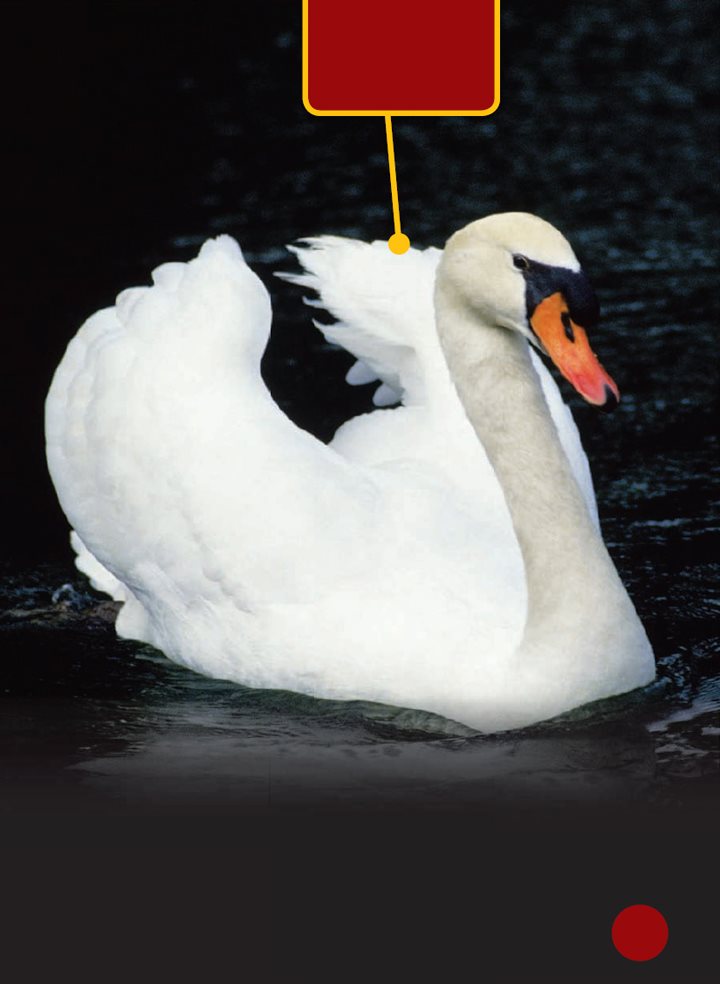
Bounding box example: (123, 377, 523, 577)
(434, 284, 637, 660)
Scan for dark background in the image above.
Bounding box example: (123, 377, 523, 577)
(1, 1, 718, 981)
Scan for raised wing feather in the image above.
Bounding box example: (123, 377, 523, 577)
(278, 238, 451, 407)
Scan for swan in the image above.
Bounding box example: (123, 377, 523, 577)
(45, 212, 655, 731)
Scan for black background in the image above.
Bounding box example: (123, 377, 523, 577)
(1, 2, 718, 981)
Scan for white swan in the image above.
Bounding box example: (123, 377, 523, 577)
(45, 213, 655, 731)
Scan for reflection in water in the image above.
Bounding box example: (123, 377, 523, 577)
(1, 576, 717, 813)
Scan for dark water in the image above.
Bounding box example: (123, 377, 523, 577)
(2, 0, 717, 819)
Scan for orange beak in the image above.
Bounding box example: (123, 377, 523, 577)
(529, 292, 620, 410)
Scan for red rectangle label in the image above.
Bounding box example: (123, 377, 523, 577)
(303, 0, 500, 116)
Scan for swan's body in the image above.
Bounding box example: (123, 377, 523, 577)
(46, 214, 655, 731)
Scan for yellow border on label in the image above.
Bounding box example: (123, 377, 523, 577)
(302, 0, 501, 117)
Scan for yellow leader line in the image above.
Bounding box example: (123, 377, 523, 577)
(384, 115, 410, 253)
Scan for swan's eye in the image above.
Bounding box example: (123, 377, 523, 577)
(513, 254, 530, 271)
(561, 310, 575, 342)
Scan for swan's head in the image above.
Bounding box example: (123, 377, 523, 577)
(438, 213, 619, 410)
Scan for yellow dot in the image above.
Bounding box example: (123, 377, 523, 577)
(388, 232, 410, 254)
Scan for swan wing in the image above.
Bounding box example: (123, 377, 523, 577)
(45, 238, 391, 636)
(278, 237, 450, 407)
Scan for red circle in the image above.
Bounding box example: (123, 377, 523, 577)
(612, 905, 669, 961)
